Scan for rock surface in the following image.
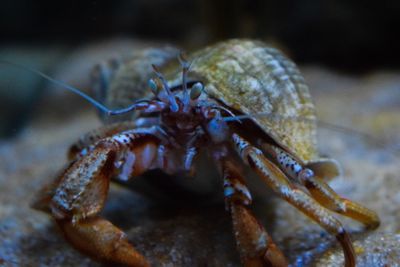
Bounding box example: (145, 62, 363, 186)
(0, 50, 400, 266)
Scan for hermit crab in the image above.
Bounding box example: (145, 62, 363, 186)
(31, 39, 379, 266)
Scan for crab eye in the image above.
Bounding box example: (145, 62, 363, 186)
(190, 82, 203, 100)
(148, 78, 159, 95)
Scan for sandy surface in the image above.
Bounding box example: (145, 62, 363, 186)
(0, 58, 399, 266)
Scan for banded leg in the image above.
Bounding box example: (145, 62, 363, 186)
(232, 133, 356, 267)
(33, 122, 137, 211)
(37, 131, 161, 266)
(263, 144, 380, 230)
(68, 121, 136, 160)
(68, 118, 161, 161)
(216, 157, 288, 267)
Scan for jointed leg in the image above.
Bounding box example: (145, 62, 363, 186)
(215, 156, 288, 267)
(68, 119, 161, 161)
(263, 144, 380, 230)
(68, 121, 136, 160)
(34, 131, 161, 266)
(232, 134, 357, 267)
(33, 120, 136, 212)
(58, 216, 147, 266)
(31, 161, 76, 213)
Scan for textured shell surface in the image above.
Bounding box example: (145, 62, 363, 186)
(96, 46, 179, 123)
(167, 39, 318, 162)
(99, 39, 319, 162)
(104, 47, 179, 109)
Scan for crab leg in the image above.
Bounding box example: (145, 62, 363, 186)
(263, 144, 380, 230)
(232, 134, 356, 267)
(33, 124, 159, 211)
(42, 131, 161, 266)
(67, 121, 137, 160)
(31, 161, 76, 213)
(33, 122, 139, 212)
(214, 155, 288, 267)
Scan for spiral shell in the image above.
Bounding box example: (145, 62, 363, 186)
(170, 39, 318, 162)
(98, 39, 324, 163)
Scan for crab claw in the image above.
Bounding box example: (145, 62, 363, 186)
(57, 217, 150, 267)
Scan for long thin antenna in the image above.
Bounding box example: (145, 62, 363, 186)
(222, 112, 273, 122)
(0, 60, 142, 116)
(107, 99, 149, 115)
(318, 120, 400, 157)
(212, 105, 241, 123)
(222, 111, 399, 156)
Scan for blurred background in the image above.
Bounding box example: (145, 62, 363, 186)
(1, 2, 400, 266)
(1, 0, 399, 137)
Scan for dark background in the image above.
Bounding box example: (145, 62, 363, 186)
(2, 0, 399, 69)
(1, 0, 399, 137)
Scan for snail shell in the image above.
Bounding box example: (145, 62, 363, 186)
(97, 39, 339, 177)
(169, 39, 318, 163)
(92, 46, 179, 122)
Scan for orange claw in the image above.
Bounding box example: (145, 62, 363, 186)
(35, 131, 160, 266)
(58, 216, 150, 267)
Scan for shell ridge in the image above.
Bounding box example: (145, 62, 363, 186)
(158, 39, 319, 161)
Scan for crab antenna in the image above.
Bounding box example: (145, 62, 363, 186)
(0, 60, 145, 116)
(222, 111, 400, 156)
(107, 99, 150, 115)
(223, 112, 321, 124)
(211, 105, 242, 123)
(222, 112, 273, 122)
(178, 52, 191, 112)
(151, 64, 179, 112)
